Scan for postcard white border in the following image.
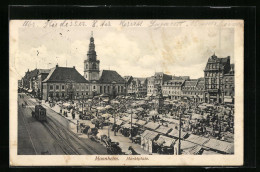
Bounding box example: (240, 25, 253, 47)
(9, 20, 244, 166)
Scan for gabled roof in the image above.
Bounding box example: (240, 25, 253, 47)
(43, 66, 88, 83)
(28, 69, 39, 79)
(99, 70, 125, 84)
(154, 72, 172, 82)
(132, 77, 147, 85)
(124, 76, 133, 84)
(38, 69, 51, 74)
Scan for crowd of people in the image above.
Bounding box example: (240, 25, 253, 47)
(47, 94, 234, 143)
(41, 93, 234, 155)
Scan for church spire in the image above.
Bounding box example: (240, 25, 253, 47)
(87, 31, 97, 60)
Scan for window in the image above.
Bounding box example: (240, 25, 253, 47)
(100, 86, 103, 93)
(50, 85, 53, 90)
(62, 85, 65, 90)
(62, 93, 64, 97)
(56, 85, 59, 90)
(93, 86, 96, 89)
(93, 63, 96, 69)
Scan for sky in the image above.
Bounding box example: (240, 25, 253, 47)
(15, 20, 235, 79)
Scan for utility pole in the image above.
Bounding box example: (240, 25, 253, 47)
(130, 112, 133, 142)
(178, 107, 182, 155)
(114, 108, 116, 136)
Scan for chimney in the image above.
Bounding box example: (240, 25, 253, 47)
(73, 66, 75, 68)
(56, 64, 58, 68)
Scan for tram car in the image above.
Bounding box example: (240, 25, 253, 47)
(32, 105, 47, 121)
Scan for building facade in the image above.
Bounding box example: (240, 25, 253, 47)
(126, 77, 147, 97)
(204, 54, 232, 104)
(34, 69, 50, 99)
(181, 80, 198, 102)
(162, 79, 185, 100)
(98, 70, 126, 98)
(42, 65, 90, 100)
(147, 76, 155, 97)
(147, 72, 172, 97)
(223, 64, 234, 104)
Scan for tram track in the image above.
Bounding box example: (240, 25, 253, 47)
(24, 95, 102, 155)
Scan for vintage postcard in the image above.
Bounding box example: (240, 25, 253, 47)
(9, 20, 244, 166)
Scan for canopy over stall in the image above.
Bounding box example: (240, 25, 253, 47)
(144, 122, 160, 130)
(168, 129, 188, 139)
(155, 126, 172, 135)
(203, 138, 234, 154)
(185, 134, 210, 145)
(155, 135, 176, 147)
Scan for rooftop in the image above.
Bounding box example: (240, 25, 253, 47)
(99, 70, 126, 84)
(43, 65, 88, 83)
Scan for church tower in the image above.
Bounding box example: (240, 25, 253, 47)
(84, 31, 100, 81)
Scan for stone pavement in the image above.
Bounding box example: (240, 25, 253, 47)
(41, 102, 78, 124)
(41, 101, 150, 154)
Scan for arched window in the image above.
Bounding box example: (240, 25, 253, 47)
(93, 63, 96, 69)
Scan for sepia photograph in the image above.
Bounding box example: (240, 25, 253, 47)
(9, 19, 244, 166)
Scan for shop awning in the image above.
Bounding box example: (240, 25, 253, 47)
(183, 145, 203, 155)
(144, 122, 160, 130)
(109, 118, 115, 124)
(155, 126, 172, 135)
(101, 113, 112, 118)
(179, 140, 197, 150)
(185, 134, 210, 145)
(116, 120, 124, 126)
(141, 130, 159, 140)
(121, 123, 137, 129)
(168, 129, 187, 139)
(121, 116, 130, 122)
(203, 139, 234, 154)
(135, 120, 147, 126)
(162, 118, 180, 124)
(155, 135, 176, 147)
